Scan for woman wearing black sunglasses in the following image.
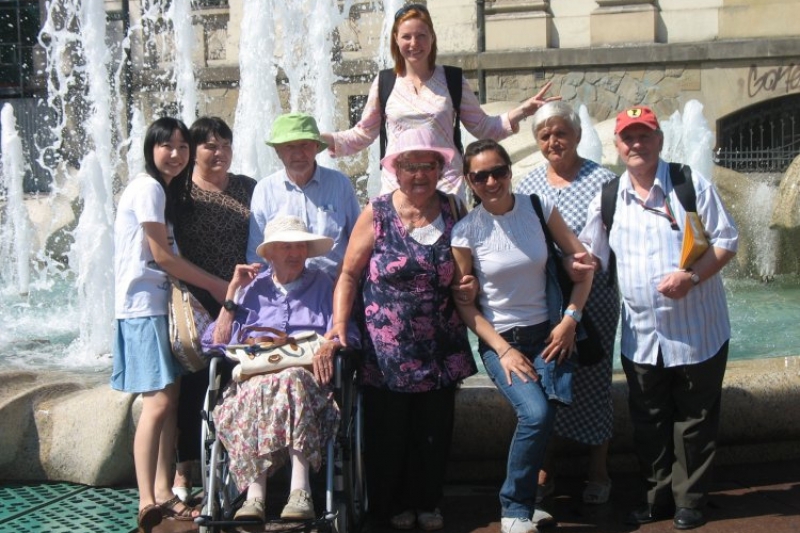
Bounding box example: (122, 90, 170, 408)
(451, 139, 594, 533)
(321, 3, 558, 200)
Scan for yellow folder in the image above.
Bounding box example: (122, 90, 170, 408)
(679, 212, 709, 269)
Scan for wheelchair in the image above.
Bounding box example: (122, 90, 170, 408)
(195, 349, 367, 533)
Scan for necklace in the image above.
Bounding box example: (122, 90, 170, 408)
(396, 195, 438, 232)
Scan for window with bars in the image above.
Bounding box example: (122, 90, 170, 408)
(716, 94, 800, 174)
(0, 0, 40, 97)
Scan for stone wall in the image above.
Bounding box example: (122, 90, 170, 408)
(3, 356, 800, 485)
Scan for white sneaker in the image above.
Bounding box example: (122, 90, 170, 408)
(533, 506, 556, 527)
(280, 489, 315, 520)
(501, 517, 538, 533)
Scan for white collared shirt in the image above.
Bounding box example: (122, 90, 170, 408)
(579, 160, 738, 367)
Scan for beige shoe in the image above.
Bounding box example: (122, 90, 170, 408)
(389, 510, 415, 530)
(234, 498, 265, 522)
(417, 508, 444, 531)
(280, 489, 315, 520)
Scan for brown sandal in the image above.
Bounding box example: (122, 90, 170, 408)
(137, 504, 162, 533)
(159, 495, 197, 521)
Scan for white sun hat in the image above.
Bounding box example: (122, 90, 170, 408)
(256, 215, 334, 259)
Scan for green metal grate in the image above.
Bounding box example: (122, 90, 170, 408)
(0, 483, 139, 533)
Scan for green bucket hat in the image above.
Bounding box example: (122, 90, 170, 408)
(266, 113, 328, 153)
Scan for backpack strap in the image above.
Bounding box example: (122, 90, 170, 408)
(443, 65, 464, 155)
(598, 177, 621, 288)
(600, 176, 620, 237)
(668, 162, 697, 213)
(446, 193, 466, 222)
(378, 68, 397, 161)
(529, 193, 554, 251)
(377, 66, 464, 162)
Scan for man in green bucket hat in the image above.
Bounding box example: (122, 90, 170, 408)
(247, 113, 361, 278)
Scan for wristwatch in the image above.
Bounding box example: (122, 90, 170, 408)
(686, 269, 701, 285)
(223, 299, 240, 313)
(564, 308, 582, 323)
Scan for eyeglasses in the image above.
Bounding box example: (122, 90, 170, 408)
(467, 164, 511, 184)
(394, 3, 429, 20)
(398, 161, 439, 173)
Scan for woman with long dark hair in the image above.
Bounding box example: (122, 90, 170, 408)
(111, 117, 227, 533)
(452, 139, 594, 533)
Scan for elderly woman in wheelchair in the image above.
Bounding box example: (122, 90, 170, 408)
(201, 216, 359, 523)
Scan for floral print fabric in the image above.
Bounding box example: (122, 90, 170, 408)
(212, 367, 339, 492)
(360, 192, 476, 392)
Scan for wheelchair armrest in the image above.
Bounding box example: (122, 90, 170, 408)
(205, 351, 228, 391)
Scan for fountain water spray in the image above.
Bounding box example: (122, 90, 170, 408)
(365, 0, 404, 198)
(231, 0, 347, 176)
(577, 104, 602, 165)
(0, 104, 33, 296)
(230, 0, 282, 177)
(166, 0, 198, 125)
(68, 152, 115, 360)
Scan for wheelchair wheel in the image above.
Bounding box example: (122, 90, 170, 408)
(199, 358, 238, 533)
(334, 383, 367, 533)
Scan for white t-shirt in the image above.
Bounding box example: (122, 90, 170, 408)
(451, 193, 554, 333)
(114, 173, 176, 319)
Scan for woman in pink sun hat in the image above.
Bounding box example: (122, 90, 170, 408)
(329, 128, 477, 531)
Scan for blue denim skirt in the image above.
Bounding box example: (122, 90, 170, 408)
(110, 316, 183, 394)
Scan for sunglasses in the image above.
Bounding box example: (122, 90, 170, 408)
(394, 3, 429, 20)
(398, 161, 439, 173)
(467, 164, 511, 184)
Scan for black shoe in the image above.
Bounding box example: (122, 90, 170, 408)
(625, 503, 673, 525)
(673, 507, 706, 530)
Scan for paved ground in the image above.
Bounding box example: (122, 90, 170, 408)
(2, 458, 796, 532)
(143, 458, 800, 533)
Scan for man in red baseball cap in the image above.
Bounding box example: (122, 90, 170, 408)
(614, 105, 660, 135)
(576, 105, 739, 530)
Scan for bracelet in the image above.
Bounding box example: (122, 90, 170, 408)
(498, 346, 513, 360)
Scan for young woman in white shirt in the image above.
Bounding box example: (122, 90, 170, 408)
(111, 117, 227, 533)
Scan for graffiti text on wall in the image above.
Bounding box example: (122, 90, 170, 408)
(748, 64, 800, 97)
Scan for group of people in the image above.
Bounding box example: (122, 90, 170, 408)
(111, 4, 738, 533)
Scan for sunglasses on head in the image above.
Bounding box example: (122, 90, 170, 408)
(394, 3, 429, 20)
(468, 164, 511, 184)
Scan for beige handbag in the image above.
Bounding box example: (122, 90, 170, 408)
(168, 278, 213, 372)
(226, 327, 324, 382)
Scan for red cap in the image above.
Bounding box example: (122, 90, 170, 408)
(615, 106, 660, 135)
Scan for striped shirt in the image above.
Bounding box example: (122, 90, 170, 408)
(579, 160, 738, 367)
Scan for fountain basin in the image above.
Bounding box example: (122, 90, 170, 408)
(1, 356, 798, 486)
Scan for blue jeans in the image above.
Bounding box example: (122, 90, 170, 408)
(479, 322, 574, 518)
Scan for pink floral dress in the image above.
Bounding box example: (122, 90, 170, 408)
(360, 192, 477, 392)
